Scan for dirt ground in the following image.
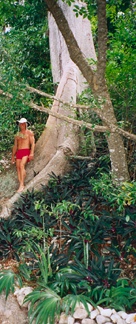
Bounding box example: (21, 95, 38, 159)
(0, 152, 18, 212)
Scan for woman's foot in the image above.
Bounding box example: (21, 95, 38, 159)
(17, 185, 25, 193)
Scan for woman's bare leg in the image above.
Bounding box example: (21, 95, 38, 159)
(16, 159, 21, 185)
(16, 156, 28, 192)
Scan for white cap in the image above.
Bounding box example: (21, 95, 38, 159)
(18, 118, 28, 123)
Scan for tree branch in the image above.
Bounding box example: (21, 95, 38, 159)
(69, 155, 95, 160)
(30, 101, 108, 133)
(28, 86, 136, 142)
(96, 0, 107, 89)
(1, 85, 136, 141)
(27, 86, 96, 110)
(44, 0, 95, 89)
(27, 86, 113, 127)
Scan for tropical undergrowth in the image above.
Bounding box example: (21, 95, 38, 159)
(0, 0, 53, 154)
(0, 158, 136, 323)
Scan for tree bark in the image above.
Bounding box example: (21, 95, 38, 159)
(25, 0, 98, 182)
(45, 0, 130, 182)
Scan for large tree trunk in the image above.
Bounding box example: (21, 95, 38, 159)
(95, 0, 129, 182)
(0, 1, 96, 218)
(26, 0, 96, 182)
(44, 0, 130, 183)
(27, 0, 129, 185)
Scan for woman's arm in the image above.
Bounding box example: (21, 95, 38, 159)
(11, 136, 18, 164)
(29, 131, 35, 160)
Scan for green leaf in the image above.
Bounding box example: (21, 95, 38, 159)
(0, 270, 22, 299)
(25, 288, 61, 324)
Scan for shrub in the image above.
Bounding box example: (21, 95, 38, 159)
(0, 160, 135, 318)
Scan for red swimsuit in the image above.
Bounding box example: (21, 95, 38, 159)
(16, 149, 30, 162)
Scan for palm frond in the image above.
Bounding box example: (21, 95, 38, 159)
(62, 294, 96, 315)
(0, 270, 22, 299)
(25, 287, 61, 324)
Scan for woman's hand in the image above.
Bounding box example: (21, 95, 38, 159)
(29, 153, 34, 161)
(11, 156, 15, 164)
